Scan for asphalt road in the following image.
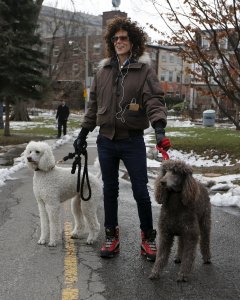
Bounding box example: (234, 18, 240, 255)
(0, 133, 240, 300)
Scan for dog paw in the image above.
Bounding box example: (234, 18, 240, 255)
(203, 258, 211, 264)
(38, 238, 47, 245)
(149, 272, 160, 280)
(71, 233, 81, 239)
(174, 257, 181, 264)
(86, 231, 99, 245)
(177, 273, 188, 282)
(86, 239, 94, 245)
(86, 235, 95, 245)
(71, 230, 85, 239)
(48, 241, 57, 247)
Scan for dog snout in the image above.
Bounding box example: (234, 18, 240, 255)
(160, 178, 167, 186)
(27, 156, 33, 162)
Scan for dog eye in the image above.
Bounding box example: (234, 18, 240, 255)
(36, 151, 40, 154)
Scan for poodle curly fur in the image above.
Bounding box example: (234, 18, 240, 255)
(149, 160, 211, 282)
(24, 141, 101, 247)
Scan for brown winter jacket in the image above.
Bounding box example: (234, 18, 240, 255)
(82, 54, 167, 140)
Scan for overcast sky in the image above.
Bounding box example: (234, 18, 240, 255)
(42, 0, 169, 41)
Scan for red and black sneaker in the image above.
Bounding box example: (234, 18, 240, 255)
(100, 227, 120, 258)
(141, 229, 157, 261)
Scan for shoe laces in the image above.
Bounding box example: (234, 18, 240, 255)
(104, 237, 116, 248)
(146, 239, 157, 251)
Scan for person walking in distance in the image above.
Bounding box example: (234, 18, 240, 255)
(56, 100, 70, 138)
(73, 17, 171, 261)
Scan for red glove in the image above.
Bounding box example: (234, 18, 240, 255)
(157, 137, 172, 151)
(156, 138, 172, 160)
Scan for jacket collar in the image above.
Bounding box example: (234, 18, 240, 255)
(98, 52, 151, 70)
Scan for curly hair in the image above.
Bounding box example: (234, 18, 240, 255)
(104, 17, 147, 60)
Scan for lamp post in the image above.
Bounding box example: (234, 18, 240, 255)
(84, 34, 89, 112)
(69, 34, 89, 112)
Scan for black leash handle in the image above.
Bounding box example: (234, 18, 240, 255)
(79, 150, 92, 201)
(63, 146, 92, 201)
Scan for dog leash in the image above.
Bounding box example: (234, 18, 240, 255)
(62, 144, 92, 201)
(156, 145, 170, 160)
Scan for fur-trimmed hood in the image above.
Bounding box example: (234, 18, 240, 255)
(97, 52, 151, 70)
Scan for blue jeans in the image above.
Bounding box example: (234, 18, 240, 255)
(97, 134, 153, 232)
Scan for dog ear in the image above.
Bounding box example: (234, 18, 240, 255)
(154, 173, 168, 204)
(38, 145, 55, 171)
(181, 175, 199, 206)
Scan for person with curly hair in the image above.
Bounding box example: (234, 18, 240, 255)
(73, 17, 171, 261)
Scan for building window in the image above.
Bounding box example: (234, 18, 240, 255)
(72, 64, 80, 78)
(219, 37, 228, 49)
(160, 71, 166, 81)
(53, 46, 59, 57)
(72, 46, 80, 56)
(161, 55, 166, 62)
(72, 64, 79, 71)
(168, 71, 173, 82)
(169, 54, 174, 63)
(47, 21, 53, 33)
(166, 91, 174, 97)
(150, 51, 157, 61)
(202, 37, 209, 48)
(41, 42, 50, 55)
(52, 64, 59, 71)
(93, 43, 101, 55)
(176, 72, 181, 83)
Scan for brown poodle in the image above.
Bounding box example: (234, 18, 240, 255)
(149, 160, 211, 282)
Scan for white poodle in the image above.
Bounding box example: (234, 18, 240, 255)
(24, 141, 101, 247)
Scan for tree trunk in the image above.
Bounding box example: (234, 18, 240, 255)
(235, 104, 240, 130)
(0, 101, 4, 129)
(35, 0, 44, 19)
(4, 99, 10, 136)
(10, 99, 30, 121)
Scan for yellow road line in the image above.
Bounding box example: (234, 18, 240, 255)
(62, 221, 79, 300)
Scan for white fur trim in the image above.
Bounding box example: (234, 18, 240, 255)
(97, 52, 151, 70)
(97, 58, 111, 70)
(138, 52, 151, 65)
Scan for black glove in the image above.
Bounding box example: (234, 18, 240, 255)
(154, 121, 171, 151)
(73, 127, 89, 154)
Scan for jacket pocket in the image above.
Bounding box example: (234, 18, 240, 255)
(124, 109, 149, 129)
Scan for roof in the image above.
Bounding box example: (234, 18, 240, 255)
(40, 6, 102, 27)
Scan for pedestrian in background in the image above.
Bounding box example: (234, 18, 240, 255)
(56, 100, 70, 138)
(73, 17, 171, 261)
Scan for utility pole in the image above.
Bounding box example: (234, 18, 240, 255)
(0, 101, 4, 129)
(84, 34, 89, 113)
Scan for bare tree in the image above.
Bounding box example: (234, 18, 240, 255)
(147, 0, 240, 129)
(39, 4, 95, 108)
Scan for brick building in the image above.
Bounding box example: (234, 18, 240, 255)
(38, 6, 103, 109)
(146, 45, 191, 108)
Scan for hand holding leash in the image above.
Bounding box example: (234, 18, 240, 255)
(73, 127, 89, 155)
(156, 145, 170, 160)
